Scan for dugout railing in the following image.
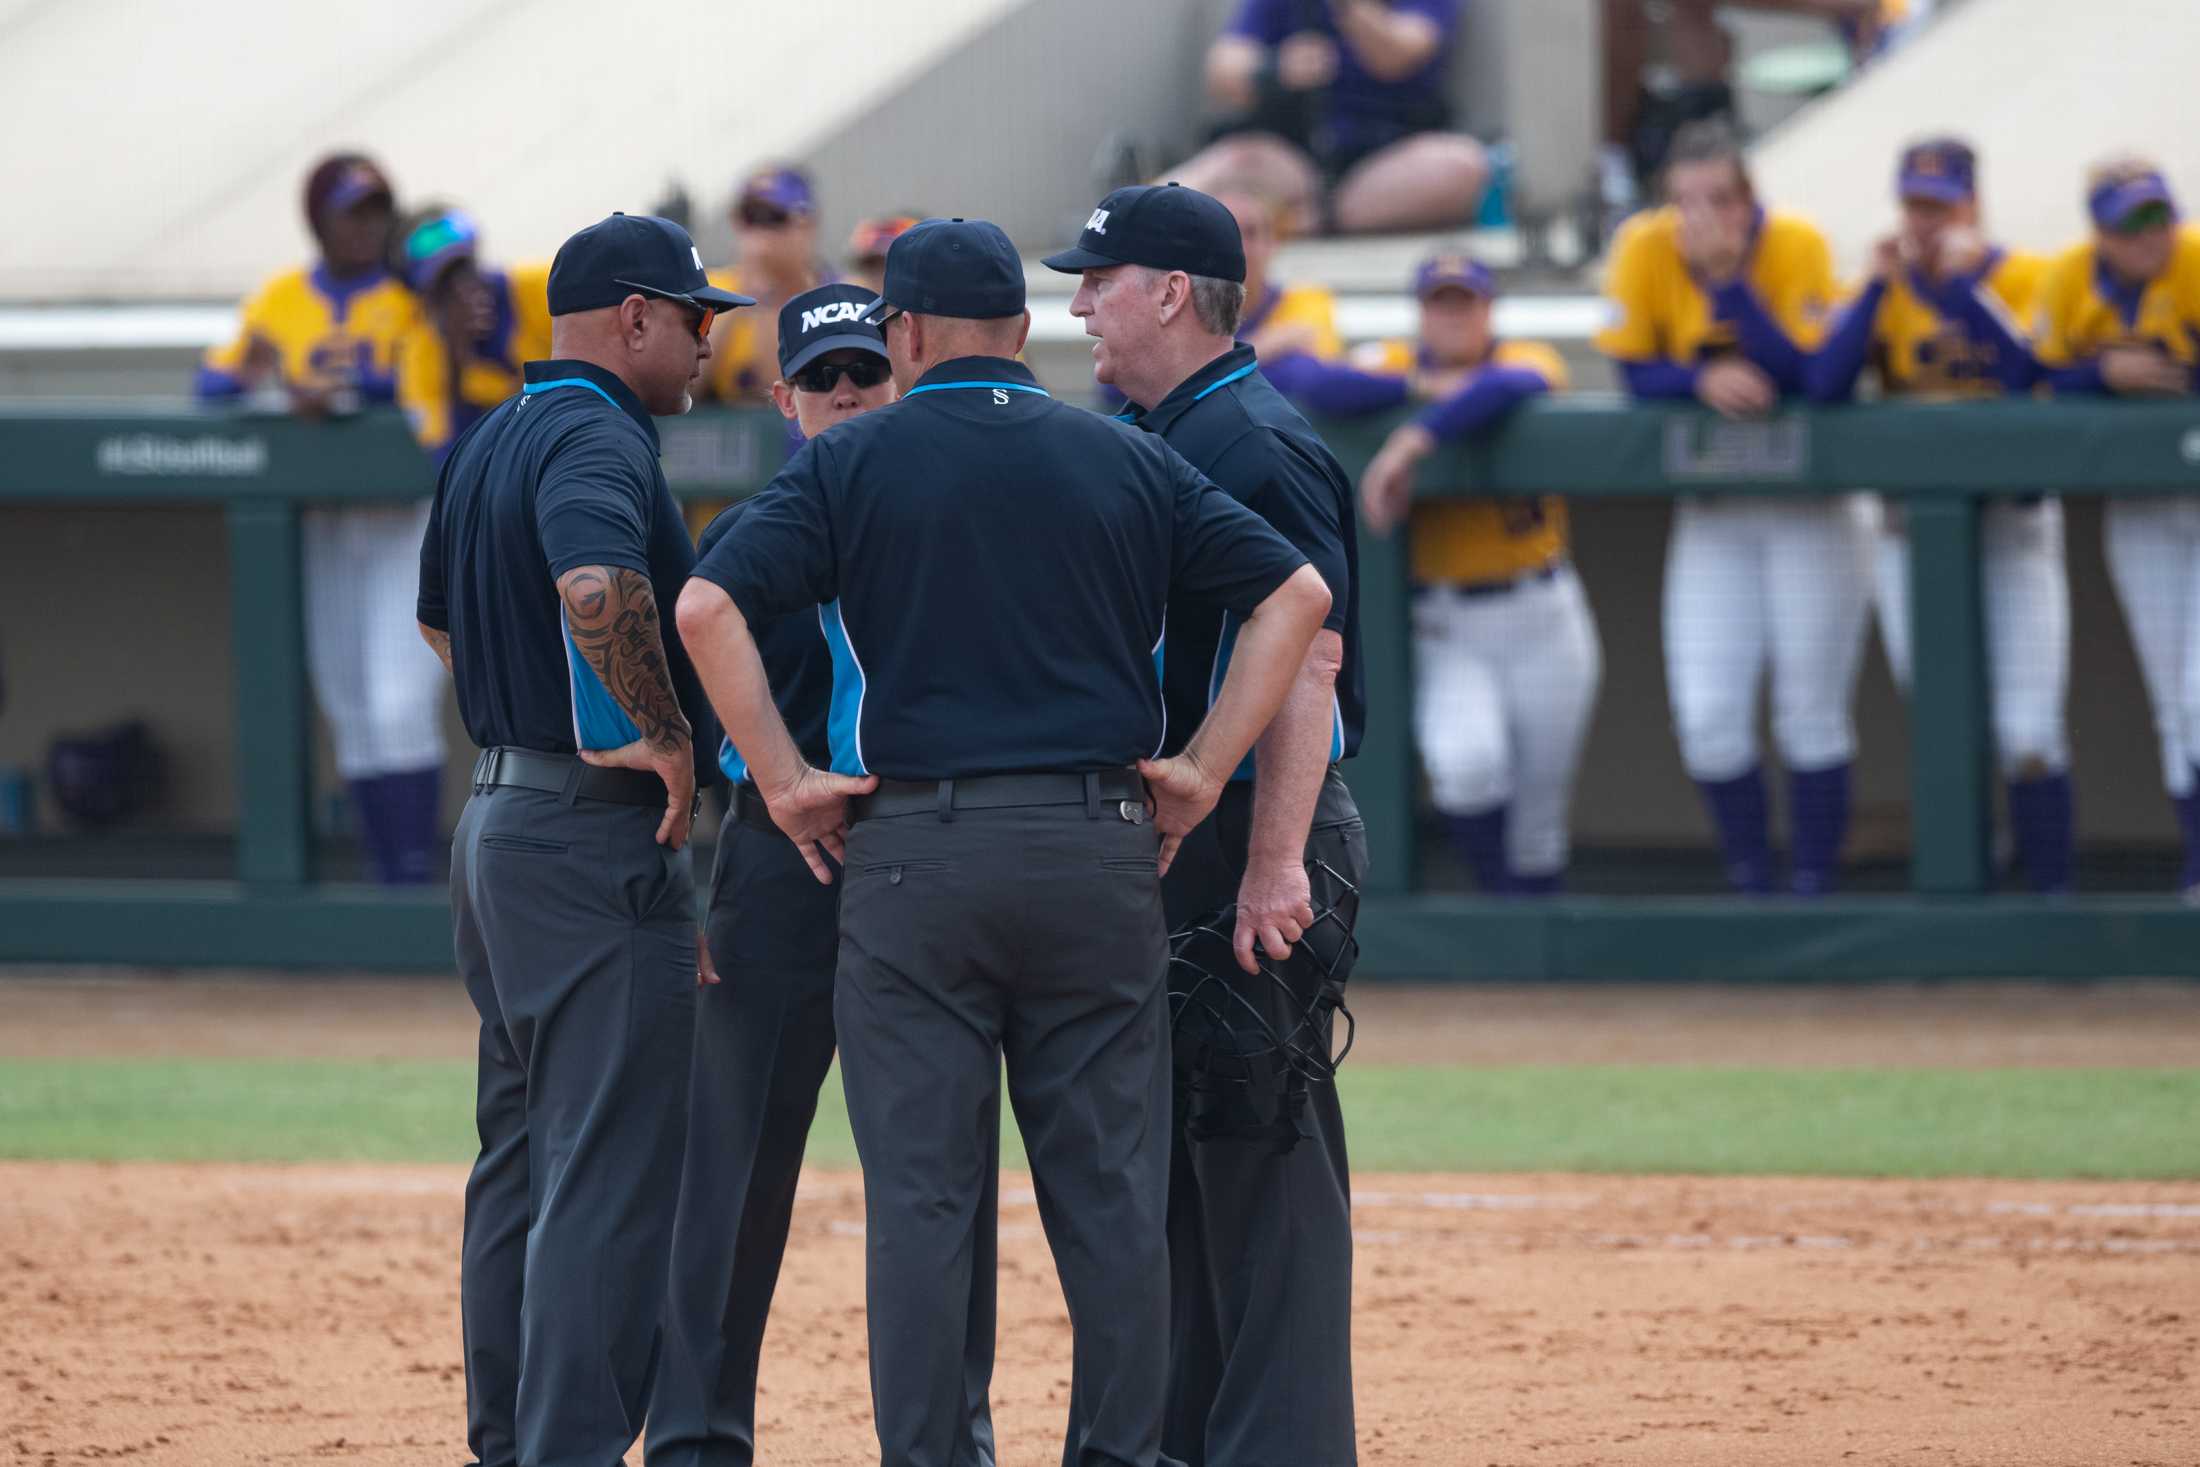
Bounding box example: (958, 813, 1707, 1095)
(2, 396, 2197, 978)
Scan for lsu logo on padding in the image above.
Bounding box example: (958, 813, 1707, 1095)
(1085, 208, 1110, 235)
(800, 300, 867, 332)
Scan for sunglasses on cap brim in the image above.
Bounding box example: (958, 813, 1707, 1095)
(2111, 201, 2177, 236)
(789, 357, 892, 393)
(613, 279, 717, 341)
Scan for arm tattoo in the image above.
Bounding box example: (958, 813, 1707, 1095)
(560, 566, 693, 755)
(417, 623, 453, 675)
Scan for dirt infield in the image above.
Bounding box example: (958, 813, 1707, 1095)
(2, 1163, 2194, 1466)
(3, 974, 2197, 1464)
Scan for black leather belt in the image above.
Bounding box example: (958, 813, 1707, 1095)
(472, 746, 684, 812)
(849, 769, 1150, 824)
(730, 781, 779, 831)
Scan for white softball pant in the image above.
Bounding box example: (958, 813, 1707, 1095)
(1411, 564, 1603, 878)
(1662, 495, 1875, 782)
(2103, 495, 2200, 798)
(1873, 496, 2071, 778)
(302, 501, 447, 781)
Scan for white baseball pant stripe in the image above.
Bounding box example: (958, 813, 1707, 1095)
(1662, 495, 1874, 782)
(1411, 564, 1602, 878)
(302, 501, 448, 780)
(1873, 496, 2071, 777)
(2103, 495, 2200, 799)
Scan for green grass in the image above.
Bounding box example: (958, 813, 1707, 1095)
(2, 1060, 2195, 1179)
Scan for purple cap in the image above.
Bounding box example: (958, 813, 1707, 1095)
(2091, 172, 2179, 230)
(1414, 252, 1496, 299)
(737, 165, 816, 217)
(1898, 139, 1976, 203)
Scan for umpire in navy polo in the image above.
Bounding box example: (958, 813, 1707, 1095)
(677, 216, 1334, 1467)
(648, 281, 1002, 1467)
(415, 211, 750, 1467)
(1051, 184, 1370, 1467)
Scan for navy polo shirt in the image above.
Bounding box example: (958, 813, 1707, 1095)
(1123, 343, 1365, 774)
(695, 498, 832, 783)
(690, 355, 1308, 780)
(417, 358, 718, 783)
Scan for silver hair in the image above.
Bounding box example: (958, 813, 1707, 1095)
(1139, 265, 1245, 338)
(1186, 273, 1247, 338)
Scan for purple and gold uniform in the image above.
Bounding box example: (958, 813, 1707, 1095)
(1278, 253, 1601, 893)
(197, 264, 418, 404)
(1812, 137, 2074, 894)
(2044, 168, 2200, 894)
(1600, 199, 1870, 896)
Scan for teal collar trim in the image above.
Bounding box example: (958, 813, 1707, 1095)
(902, 380, 1052, 398)
(521, 377, 621, 409)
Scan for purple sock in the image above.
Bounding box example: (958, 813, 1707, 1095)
(1507, 870, 1564, 897)
(2176, 776, 2200, 891)
(378, 766, 443, 885)
(2005, 771, 2074, 895)
(1788, 762, 1850, 897)
(347, 777, 395, 884)
(1696, 768, 1773, 894)
(1442, 809, 1510, 894)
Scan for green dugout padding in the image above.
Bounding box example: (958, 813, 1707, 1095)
(4, 396, 2198, 977)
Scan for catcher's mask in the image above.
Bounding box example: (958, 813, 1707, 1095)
(1166, 855, 1360, 1154)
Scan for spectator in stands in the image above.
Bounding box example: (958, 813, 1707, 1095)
(196, 153, 448, 887)
(2036, 156, 2200, 898)
(701, 165, 837, 407)
(1171, 0, 1488, 236)
(844, 212, 922, 294)
(390, 206, 553, 465)
(1275, 252, 1601, 893)
(1600, 1, 1926, 228)
(1598, 119, 1870, 897)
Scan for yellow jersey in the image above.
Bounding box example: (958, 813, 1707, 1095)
(701, 263, 835, 403)
(197, 264, 419, 402)
(396, 262, 554, 460)
(1355, 337, 1574, 586)
(1242, 280, 1344, 359)
(1871, 250, 2045, 398)
(2034, 225, 2200, 372)
(1595, 207, 1835, 365)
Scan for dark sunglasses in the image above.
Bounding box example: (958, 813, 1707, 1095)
(737, 202, 794, 228)
(790, 357, 891, 393)
(2112, 201, 2176, 236)
(613, 279, 716, 342)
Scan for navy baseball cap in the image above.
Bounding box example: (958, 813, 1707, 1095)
(1415, 251, 1497, 299)
(547, 212, 755, 317)
(779, 282, 888, 375)
(1898, 139, 1977, 203)
(1041, 183, 1246, 284)
(861, 217, 1026, 323)
(2091, 171, 2179, 230)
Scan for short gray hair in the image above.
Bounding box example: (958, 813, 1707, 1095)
(1187, 274, 1246, 338)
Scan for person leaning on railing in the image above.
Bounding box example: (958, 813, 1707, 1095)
(194, 152, 448, 886)
(1807, 136, 2074, 896)
(2034, 156, 2200, 901)
(1596, 118, 1870, 897)
(1273, 252, 1602, 896)
(389, 206, 553, 467)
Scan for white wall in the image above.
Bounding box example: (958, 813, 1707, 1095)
(1752, 0, 2200, 275)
